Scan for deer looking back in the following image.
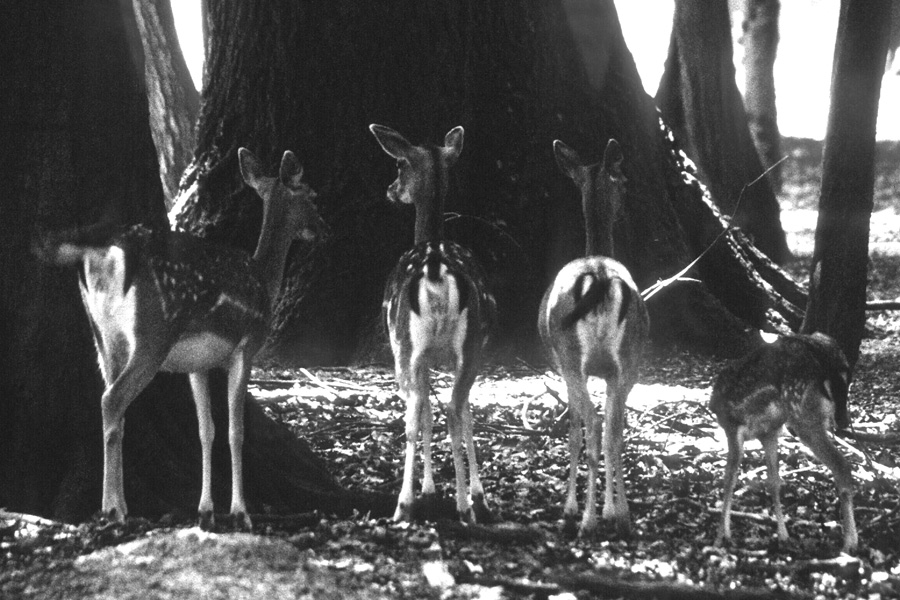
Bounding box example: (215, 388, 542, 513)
(39, 149, 321, 529)
(538, 139, 649, 537)
(370, 124, 496, 523)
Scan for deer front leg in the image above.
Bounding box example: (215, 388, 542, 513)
(226, 349, 253, 530)
(602, 380, 630, 535)
(189, 371, 215, 529)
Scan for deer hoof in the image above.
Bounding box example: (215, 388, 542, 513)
(231, 511, 253, 531)
(198, 510, 215, 531)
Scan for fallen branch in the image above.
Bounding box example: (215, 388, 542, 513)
(0, 509, 78, 533)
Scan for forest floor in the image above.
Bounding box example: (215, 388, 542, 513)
(3, 137, 900, 599)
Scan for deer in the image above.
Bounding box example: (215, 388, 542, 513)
(538, 138, 649, 537)
(38, 148, 321, 530)
(709, 332, 858, 554)
(369, 123, 496, 524)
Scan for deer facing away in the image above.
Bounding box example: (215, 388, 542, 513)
(709, 332, 858, 554)
(538, 139, 649, 537)
(369, 123, 496, 523)
(39, 148, 321, 529)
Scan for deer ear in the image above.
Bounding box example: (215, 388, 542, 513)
(553, 139, 583, 179)
(603, 139, 625, 181)
(279, 150, 304, 186)
(238, 148, 264, 188)
(369, 124, 413, 160)
(442, 126, 464, 165)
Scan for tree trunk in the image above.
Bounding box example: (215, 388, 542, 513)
(741, 0, 782, 193)
(0, 0, 389, 522)
(172, 0, 803, 366)
(3, 0, 808, 523)
(801, 0, 892, 376)
(133, 0, 200, 209)
(656, 0, 791, 264)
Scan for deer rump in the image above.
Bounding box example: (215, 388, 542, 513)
(540, 267, 636, 379)
(383, 240, 494, 365)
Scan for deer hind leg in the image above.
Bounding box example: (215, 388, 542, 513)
(394, 355, 428, 522)
(602, 378, 631, 535)
(189, 372, 215, 529)
(716, 427, 745, 547)
(99, 346, 165, 522)
(560, 368, 597, 536)
(760, 432, 788, 541)
(448, 356, 480, 523)
(226, 348, 253, 530)
(793, 412, 858, 554)
(559, 369, 587, 536)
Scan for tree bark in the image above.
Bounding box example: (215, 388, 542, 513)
(0, 0, 390, 522)
(657, 0, 791, 264)
(801, 0, 892, 374)
(2, 0, 809, 523)
(741, 0, 782, 192)
(172, 0, 802, 366)
(133, 0, 200, 209)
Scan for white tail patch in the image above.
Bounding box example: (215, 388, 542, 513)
(409, 266, 466, 355)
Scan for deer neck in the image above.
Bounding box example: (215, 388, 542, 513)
(412, 155, 447, 245)
(251, 196, 294, 311)
(582, 194, 614, 258)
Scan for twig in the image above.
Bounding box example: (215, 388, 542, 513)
(0, 510, 78, 532)
(299, 368, 341, 398)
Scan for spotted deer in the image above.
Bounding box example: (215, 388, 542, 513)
(369, 124, 496, 523)
(538, 138, 649, 537)
(39, 149, 321, 529)
(710, 332, 858, 554)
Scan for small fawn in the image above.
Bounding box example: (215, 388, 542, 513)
(539, 139, 649, 536)
(369, 124, 496, 523)
(710, 332, 858, 554)
(40, 149, 322, 529)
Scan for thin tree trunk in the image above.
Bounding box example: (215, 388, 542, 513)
(133, 0, 200, 209)
(657, 0, 791, 264)
(801, 0, 892, 374)
(742, 0, 782, 192)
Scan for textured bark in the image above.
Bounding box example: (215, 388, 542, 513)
(0, 0, 390, 522)
(133, 0, 200, 209)
(657, 0, 791, 264)
(171, 0, 803, 365)
(801, 0, 892, 370)
(741, 0, 782, 192)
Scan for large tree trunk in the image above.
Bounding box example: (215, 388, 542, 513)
(133, 0, 200, 209)
(801, 0, 892, 376)
(172, 0, 803, 365)
(3, 0, 807, 523)
(741, 0, 782, 193)
(0, 0, 389, 522)
(657, 0, 791, 264)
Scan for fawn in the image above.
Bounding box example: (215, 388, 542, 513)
(39, 149, 321, 529)
(710, 332, 858, 554)
(539, 138, 649, 536)
(369, 124, 496, 523)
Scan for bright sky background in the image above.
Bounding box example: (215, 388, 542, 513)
(172, 1, 900, 140)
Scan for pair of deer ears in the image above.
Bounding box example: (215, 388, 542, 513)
(553, 138, 623, 182)
(369, 124, 464, 166)
(238, 147, 304, 190)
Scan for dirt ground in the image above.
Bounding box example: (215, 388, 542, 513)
(3, 138, 900, 599)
